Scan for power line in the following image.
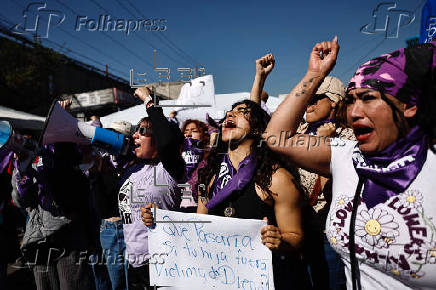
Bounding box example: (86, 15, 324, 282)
(111, 0, 190, 67)
(339, 37, 386, 79)
(54, 0, 156, 80)
(339, 0, 427, 79)
(10, 0, 133, 79)
(122, 0, 204, 67)
(0, 15, 128, 80)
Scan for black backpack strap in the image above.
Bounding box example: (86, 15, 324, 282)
(349, 177, 364, 290)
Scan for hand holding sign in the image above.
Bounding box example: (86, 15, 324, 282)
(261, 217, 283, 251)
(140, 202, 159, 227)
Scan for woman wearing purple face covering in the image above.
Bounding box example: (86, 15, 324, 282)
(265, 37, 436, 289)
(179, 119, 209, 212)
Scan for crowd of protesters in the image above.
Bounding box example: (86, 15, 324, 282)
(0, 36, 435, 290)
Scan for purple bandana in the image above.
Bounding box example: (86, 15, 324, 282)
(348, 41, 436, 106)
(182, 138, 204, 181)
(90, 119, 102, 128)
(305, 118, 336, 136)
(348, 42, 435, 209)
(205, 152, 257, 209)
(352, 127, 428, 209)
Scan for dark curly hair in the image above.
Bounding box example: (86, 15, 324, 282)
(198, 99, 303, 199)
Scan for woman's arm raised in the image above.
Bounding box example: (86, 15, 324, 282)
(265, 37, 339, 176)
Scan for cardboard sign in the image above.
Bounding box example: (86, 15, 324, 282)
(148, 209, 274, 289)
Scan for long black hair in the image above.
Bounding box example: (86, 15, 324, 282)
(198, 99, 303, 199)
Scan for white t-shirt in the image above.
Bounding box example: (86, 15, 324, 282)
(327, 139, 436, 289)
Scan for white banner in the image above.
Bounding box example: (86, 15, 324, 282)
(175, 75, 215, 108)
(148, 209, 274, 289)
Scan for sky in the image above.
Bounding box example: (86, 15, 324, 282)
(0, 0, 428, 97)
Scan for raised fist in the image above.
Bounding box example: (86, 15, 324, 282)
(134, 87, 152, 102)
(256, 53, 275, 77)
(307, 36, 339, 78)
(316, 122, 336, 137)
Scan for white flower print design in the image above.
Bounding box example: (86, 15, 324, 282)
(398, 189, 423, 209)
(422, 242, 436, 264)
(355, 208, 399, 248)
(326, 227, 347, 248)
(385, 264, 424, 280)
(334, 195, 351, 210)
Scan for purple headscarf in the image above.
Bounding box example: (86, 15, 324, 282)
(347, 41, 436, 106)
(348, 42, 435, 208)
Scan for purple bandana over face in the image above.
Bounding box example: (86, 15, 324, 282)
(182, 138, 204, 181)
(347, 41, 436, 106)
(352, 127, 428, 209)
(205, 152, 257, 209)
(305, 118, 336, 136)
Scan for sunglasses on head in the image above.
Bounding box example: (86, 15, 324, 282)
(136, 126, 152, 136)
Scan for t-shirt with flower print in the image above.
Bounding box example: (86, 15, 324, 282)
(327, 139, 436, 289)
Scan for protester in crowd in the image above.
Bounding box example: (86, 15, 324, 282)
(250, 52, 331, 289)
(13, 142, 94, 290)
(118, 87, 184, 290)
(179, 119, 209, 212)
(265, 37, 436, 289)
(184, 114, 220, 207)
(295, 76, 353, 290)
(181, 119, 209, 181)
(0, 148, 21, 288)
(86, 121, 135, 290)
(142, 98, 311, 289)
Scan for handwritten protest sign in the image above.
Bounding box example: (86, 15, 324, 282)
(148, 209, 274, 289)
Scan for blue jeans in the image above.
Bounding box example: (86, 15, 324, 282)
(100, 219, 128, 290)
(324, 236, 346, 290)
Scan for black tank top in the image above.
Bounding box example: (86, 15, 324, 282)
(208, 174, 311, 289)
(208, 177, 276, 224)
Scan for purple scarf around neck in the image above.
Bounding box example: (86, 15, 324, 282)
(182, 138, 204, 181)
(205, 152, 257, 209)
(352, 126, 428, 209)
(305, 118, 336, 136)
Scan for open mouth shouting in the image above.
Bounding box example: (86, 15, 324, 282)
(134, 141, 142, 152)
(353, 123, 374, 142)
(223, 120, 237, 130)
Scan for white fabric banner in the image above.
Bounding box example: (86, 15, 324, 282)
(175, 75, 215, 108)
(148, 209, 274, 289)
